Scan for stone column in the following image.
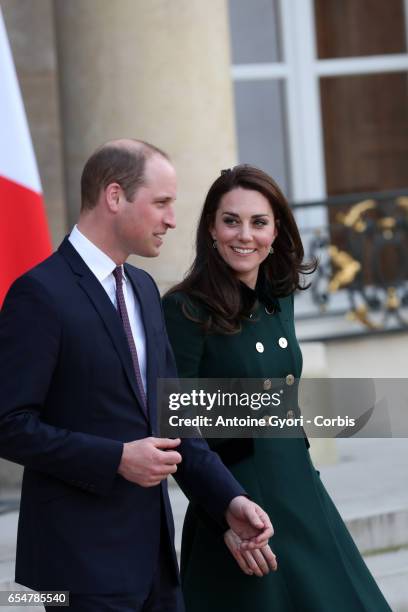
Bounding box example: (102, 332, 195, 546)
(301, 343, 338, 466)
(54, 0, 237, 288)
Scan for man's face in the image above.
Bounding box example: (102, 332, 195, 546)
(117, 154, 177, 258)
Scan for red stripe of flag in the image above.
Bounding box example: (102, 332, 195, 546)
(0, 175, 51, 306)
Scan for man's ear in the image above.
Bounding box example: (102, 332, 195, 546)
(105, 183, 122, 212)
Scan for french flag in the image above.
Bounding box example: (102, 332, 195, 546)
(0, 9, 51, 307)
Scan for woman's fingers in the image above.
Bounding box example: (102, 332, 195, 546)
(224, 530, 253, 575)
(242, 549, 264, 577)
(224, 529, 278, 576)
(242, 546, 278, 576)
(233, 548, 255, 576)
(262, 544, 278, 571)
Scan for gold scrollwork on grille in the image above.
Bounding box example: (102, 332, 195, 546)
(328, 246, 361, 292)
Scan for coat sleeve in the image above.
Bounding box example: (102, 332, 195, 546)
(0, 274, 123, 496)
(162, 292, 246, 530)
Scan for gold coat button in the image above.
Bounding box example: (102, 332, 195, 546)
(278, 337, 288, 349)
(256, 342, 264, 353)
(285, 374, 295, 386)
(286, 409, 295, 418)
(263, 378, 272, 390)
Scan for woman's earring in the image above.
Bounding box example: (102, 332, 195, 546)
(213, 240, 218, 249)
(269, 245, 274, 254)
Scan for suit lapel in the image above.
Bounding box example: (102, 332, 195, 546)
(125, 265, 158, 429)
(58, 238, 148, 420)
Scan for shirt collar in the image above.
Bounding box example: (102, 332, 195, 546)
(68, 225, 125, 283)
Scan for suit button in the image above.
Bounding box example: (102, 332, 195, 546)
(263, 378, 272, 390)
(286, 409, 295, 418)
(278, 337, 288, 348)
(256, 342, 264, 353)
(285, 374, 295, 386)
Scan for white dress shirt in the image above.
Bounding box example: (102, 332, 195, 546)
(68, 225, 147, 392)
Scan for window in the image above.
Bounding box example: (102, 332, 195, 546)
(229, 0, 408, 201)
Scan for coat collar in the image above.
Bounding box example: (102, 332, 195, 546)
(239, 272, 293, 339)
(239, 272, 281, 316)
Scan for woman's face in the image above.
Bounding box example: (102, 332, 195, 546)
(210, 187, 278, 288)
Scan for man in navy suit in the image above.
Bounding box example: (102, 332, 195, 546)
(0, 140, 273, 611)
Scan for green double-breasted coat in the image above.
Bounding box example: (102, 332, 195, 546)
(163, 291, 391, 612)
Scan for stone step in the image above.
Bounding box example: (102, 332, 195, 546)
(365, 547, 408, 612)
(320, 439, 408, 557)
(0, 570, 41, 612)
(347, 507, 408, 555)
(0, 562, 15, 588)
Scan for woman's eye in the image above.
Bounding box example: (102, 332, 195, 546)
(254, 219, 268, 227)
(223, 217, 238, 225)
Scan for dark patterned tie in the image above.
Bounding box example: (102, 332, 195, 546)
(113, 266, 147, 411)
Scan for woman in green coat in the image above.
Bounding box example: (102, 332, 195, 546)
(162, 165, 391, 611)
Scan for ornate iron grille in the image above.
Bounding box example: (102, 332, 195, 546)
(292, 189, 408, 340)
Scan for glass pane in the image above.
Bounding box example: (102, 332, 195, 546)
(320, 72, 408, 195)
(314, 0, 407, 58)
(233, 79, 291, 197)
(228, 0, 282, 64)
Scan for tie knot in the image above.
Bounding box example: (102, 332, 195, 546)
(113, 266, 123, 286)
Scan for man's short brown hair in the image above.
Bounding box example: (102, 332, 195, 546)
(80, 139, 169, 211)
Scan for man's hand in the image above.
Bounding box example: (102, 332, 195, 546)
(118, 437, 182, 487)
(225, 495, 273, 550)
(224, 529, 277, 576)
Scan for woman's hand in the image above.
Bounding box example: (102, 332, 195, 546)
(223, 528, 278, 576)
(225, 495, 273, 549)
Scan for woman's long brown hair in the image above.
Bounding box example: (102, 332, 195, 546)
(166, 165, 316, 333)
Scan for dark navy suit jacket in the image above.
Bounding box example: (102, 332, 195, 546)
(0, 238, 244, 595)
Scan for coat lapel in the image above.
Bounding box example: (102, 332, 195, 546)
(58, 238, 148, 420)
